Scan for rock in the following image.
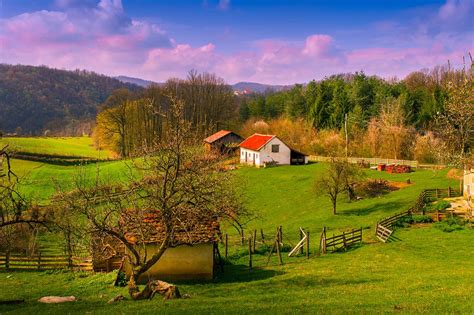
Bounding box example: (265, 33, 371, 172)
(38, 296, 76, 304)
(107, 294, 125, 304)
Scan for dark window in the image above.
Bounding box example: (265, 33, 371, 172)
(272, 144, 279, 153)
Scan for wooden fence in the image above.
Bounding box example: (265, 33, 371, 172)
(0, 253, 93, 271)
(375, 187, 462, 242)
(319, 227, 362, 254)
(308, 156, 418, 168)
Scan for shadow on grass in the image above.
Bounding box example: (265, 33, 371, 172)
(339, 200, 407, 216)
(176, 264, 284, 285)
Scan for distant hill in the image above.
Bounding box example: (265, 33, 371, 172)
(115, 75, 289, 94)
(115, 75, 160, 88)
(0, 64, 141, 135)
(231, 82, 290, 94)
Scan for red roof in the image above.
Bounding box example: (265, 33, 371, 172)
(204, 130, 233, 144)
(239, 134, 275, 151)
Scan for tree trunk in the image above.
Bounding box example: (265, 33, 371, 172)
(332, 199, 337, 215)
(128, 278, 181, 300)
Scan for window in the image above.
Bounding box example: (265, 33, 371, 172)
(271, 144, 280, 153)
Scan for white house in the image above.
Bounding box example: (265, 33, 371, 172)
(239, 134, 308, 167)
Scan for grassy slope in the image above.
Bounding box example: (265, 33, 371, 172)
(0, 137, 114, 159)
(10, 158, 129, 203)
(234, 163, 458, 240)
(0, 227, 472, 314)
(1, 159, 471, 313)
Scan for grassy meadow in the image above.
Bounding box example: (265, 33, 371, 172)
(0, 137, 114, 159)
(0, 137, 472, 314)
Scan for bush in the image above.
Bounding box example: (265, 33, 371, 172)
(434, 216, 465, 233)
(355, 179, 394, 198)
(411, 215, 433, 224)
(434, 200, 451, 211)
(392, 215, 433, 228)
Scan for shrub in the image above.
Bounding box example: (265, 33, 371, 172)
(434, 200, 451, 211)
(434, 216, 465, 233)
(355, 179, 394, 198)
(411, 215, 433, 224)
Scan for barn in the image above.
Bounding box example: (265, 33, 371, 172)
(239, 133, 308, 167)
(203, 130, 243, 154)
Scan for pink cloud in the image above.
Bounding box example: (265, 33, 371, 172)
(0, 0, 471, 85)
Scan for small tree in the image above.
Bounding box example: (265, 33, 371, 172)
(316, 158, 360, 215)
(55, 97, 247, 300)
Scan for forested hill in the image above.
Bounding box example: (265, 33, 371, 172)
(0, 64, 141, 135)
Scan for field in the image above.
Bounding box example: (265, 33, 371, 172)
(0, 137, 472, 314)
(0, 137, 114, 159)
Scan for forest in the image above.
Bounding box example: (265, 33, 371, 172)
(0, 64, 140, 135)
(94, 63, 473, 165)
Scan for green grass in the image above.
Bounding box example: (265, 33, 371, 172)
(10, 158, 130, 203)
(1, 159, 471, 313)
(0, 137, 114, 159)
(233, 163, 457, 240)
(0, 226, 472, 314)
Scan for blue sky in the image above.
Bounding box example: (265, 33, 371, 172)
(0, 0, 472, 84)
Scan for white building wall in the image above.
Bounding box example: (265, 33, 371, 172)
(239, 137, 291, 167)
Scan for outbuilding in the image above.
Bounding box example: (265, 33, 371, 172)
(239, 133, 308, 167)
(203, 130, 243, 154)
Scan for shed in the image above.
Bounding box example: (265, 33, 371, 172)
(203, 130, 243, 154)
(117, 210, 221, 283)
(239, 133, 308, 167)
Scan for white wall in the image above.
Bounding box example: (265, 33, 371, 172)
(240, 137, 291, 166)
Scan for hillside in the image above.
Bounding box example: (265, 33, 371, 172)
(0, 64, 141, 135)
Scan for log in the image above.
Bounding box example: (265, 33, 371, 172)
(129, 279, 181, 300)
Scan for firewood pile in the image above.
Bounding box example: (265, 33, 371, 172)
(384, 164, 411, 174)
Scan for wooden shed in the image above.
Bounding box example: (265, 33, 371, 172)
(203, 130, 243, 154)
(120, 211, 222, 283)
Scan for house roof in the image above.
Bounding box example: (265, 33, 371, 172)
(203, 130, 234, 144)
(239, 134, 275, 151)
(122, 209, 221, 246)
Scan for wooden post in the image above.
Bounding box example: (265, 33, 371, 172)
(248, 236, 252, 271)
(37, 252, 41, 270)
(448, 186, 451, 198)
(322, 227, 327, 254)
(253, 229, 257, 253)
(342, 232, 347, 251)
(260, 228, 265, 243)
(5, 250, 10, 271)
(306, 231, 310, 259)
(225, 234, 228, 259)
(436, 210, 440, 222)
(278, 226, 283, 245)
(299, 229, 304, 255)
(276, 238, 283, 265)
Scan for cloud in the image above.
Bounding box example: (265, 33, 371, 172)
(0, 0, 471, 84)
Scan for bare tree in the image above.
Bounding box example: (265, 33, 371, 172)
(435, 59, 474, 166)
(0, 146, 50, 229)
(54, 97, 247, 300)
(316, 158, 360, 215)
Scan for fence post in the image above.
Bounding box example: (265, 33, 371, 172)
(448, 186, 451, 198)
(275, 234, 283, 265)
(436, 189, 439, 198)
(436, 209, 440, 222)
(5, 250, 10, 271)
(278, 226, 283, 245)
(240, 229, 244, 246)
(248, 235, 252, 271)
(260, 228, 265, 244)
(37, 251, 41, 270)
(342, 232, 347, 251)
(306, 231, 310, 259)
(225, 234, 228, 259)
(253, 229, 257, 253)
(299, 229, 304, 255)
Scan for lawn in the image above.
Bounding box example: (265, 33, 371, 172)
(1, 159, 471, 313)
(0, 137, 114, 159)
(0, 226, 472, 314)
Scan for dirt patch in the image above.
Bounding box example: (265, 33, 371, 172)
(388, 181, 412, 189)
(447, 168, 463, 180)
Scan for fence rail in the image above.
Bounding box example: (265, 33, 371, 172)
(319, 227, 362, 254)
(308, 156, 418, 168)
(0, 253, 93, 271)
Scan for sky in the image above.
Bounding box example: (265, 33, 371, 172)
(0, 0, 473, 84)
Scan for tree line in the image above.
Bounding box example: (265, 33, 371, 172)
(94, 71, 237, 157)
